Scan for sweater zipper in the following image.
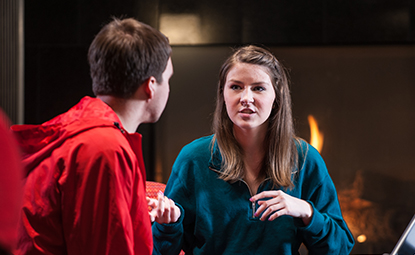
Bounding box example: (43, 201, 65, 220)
(239, 179, 256, 218)
(209, 166, 269, 219)
(240, 178, 270, 219)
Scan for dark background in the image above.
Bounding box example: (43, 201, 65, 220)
(25, 0, 415, 125)
(24, 1, 415, 254)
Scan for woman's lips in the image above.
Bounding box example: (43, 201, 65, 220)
(238, 108, 255, 118)
(240, 108, 254, 114)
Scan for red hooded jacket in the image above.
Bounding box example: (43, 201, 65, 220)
(11, 96, 152, 255)
(0, 109, 23, 252)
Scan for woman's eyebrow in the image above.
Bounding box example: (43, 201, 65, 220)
(227, 79, 269, 85)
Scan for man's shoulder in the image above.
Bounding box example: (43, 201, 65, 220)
(69, 125, 128, 152)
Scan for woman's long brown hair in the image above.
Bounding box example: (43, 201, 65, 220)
(212, 45, 299, 189)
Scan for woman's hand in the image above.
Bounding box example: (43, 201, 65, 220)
(147, 191, 181, 224)
(250, 190, 313, 226)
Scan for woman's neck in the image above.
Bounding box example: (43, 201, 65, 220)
(233, 124, 267, 157)
(233, 125, 268, 182)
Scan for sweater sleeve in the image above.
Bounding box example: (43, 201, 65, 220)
(152, 202, 185, 255)
(152, 141, 200, 255)
(296, 142, 355, 255)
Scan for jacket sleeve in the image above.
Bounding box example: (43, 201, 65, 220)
(152, 144, 197, 255)
(61, 129, 152, 255)
(296, 143, 355, 254)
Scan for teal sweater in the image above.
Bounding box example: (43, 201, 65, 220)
(153, 136, 354, 254)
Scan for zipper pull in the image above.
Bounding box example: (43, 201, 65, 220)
(114, 122, 125, 133)
(252, 201, 256, 218)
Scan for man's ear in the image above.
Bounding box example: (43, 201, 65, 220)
(143, 76, 157, 100)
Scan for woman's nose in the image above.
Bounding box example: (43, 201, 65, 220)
(240, 88, 254, 105)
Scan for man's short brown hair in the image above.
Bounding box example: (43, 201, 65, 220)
(88, 18, 171, 98)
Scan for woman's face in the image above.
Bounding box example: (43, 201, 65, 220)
(223, 62, 276, 133)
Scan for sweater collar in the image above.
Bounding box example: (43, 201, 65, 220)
(208, 137, 223, 173)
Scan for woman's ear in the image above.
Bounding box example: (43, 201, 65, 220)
(143, 76, 157, 100)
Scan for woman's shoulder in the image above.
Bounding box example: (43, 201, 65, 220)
(294, 138, 329, 181)
(170, 135, 215, 181)
(176, 135, 214, 161)
(294, 138, 324, 164)
(181, 135, 213, 152)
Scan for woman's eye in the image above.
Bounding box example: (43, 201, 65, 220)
(230, 85, 241, 90)
(253, 86, 265, 91)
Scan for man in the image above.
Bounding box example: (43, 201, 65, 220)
(11, 18, 179, 255)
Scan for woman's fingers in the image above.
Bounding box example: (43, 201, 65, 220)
(259, 203, 285, 221)
(255, 197, 283, 220)
(253, 192, 283, 218)
(250, 190, 282, 202)
(157, 191, 165, 219)
(170, 198, 180, 222)
(150, 191, 181, 224)
(147, 197, 158, 208)
(162, 196, 172, 223)
(253, 190, 312, 222)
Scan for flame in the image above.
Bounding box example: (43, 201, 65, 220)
(357, 234, 367, 243)
(308, 115, 324, 152)
(307, 115, 393, 245)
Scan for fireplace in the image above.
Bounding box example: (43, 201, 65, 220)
(308, 113, 414, 253)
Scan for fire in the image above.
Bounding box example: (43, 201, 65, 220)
(307, 115, 396, 248)
(307, 115, 324, 152)
(357, 234, 367, 243)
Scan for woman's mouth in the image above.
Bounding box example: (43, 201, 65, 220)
(240, 108, 254, 114)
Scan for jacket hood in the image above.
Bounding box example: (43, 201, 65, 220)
(11, 96, 123, 176)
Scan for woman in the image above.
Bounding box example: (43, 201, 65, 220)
(152, 45, 354, 254)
